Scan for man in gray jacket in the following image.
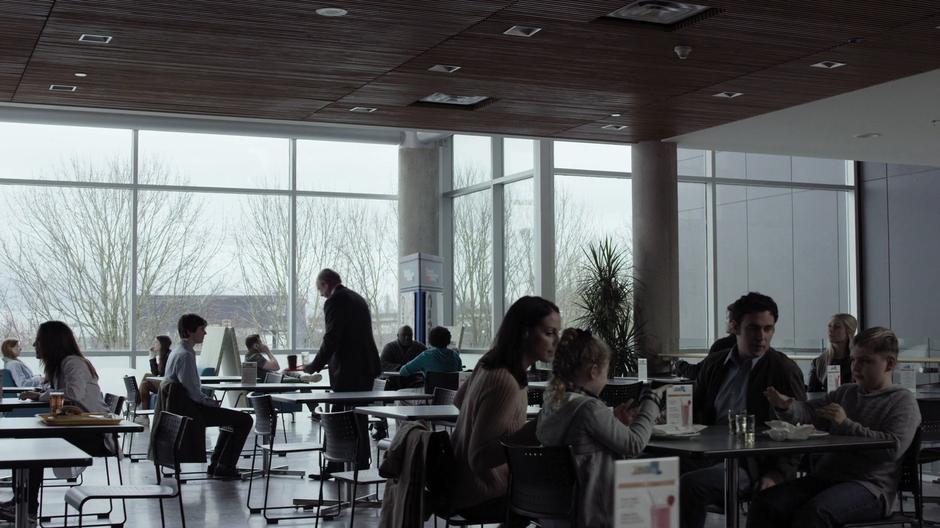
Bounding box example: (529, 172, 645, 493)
(748, 327, 920, 527)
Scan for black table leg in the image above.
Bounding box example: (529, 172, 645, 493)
(724, 458, 739, 528)
(13, 468, 29, 528)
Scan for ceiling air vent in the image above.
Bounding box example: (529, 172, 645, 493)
(713, 91, 743, 99)
(811, 60, 847, 69)
(78, 34, 112, 44)
(601, 124, 629, 131)
(503, 25, 542, 37)
(349, 106, 377, 113)
(604, 1, 719, 31)
(428, 64, 461, 74)
(413, 92, 494, 110)
(49, 84, 78, 92)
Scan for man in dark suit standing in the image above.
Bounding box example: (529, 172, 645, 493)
(304, 268, 381, 469)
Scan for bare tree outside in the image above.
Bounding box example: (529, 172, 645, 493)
(0, 157, 221, 350)
(453, 163, 493, 348)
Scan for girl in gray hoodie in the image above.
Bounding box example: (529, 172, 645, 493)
(536, 328, 667, 528)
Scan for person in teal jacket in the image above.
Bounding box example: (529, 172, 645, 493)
(399, 326, 461, 376)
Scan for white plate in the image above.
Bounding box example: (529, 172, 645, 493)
(762, 430, 829, 440)
(653, 424, 707, 438)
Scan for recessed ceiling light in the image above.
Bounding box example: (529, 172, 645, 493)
(713, 91, 743, 98)
(853, 132, 882, 139)
(316, 7, 347, 17)
(428, 64, 461, 74)
(48, 84, 78, 92)
(503, 25, 542, 37)
(349, 106, 377, 113)
(811, 60, 847, 69)
(846, 36, 865, 44)
(601, 124, 629, 131)
(73, 72, 88, 78)
(610, 113, 622, 117)
(607, 1, 712, 25)
(78, 34, 112, 44)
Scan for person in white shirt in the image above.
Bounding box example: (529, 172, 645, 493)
(1, 338, 43, 387)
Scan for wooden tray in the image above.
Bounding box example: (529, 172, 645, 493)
(39, 412, 123, 426)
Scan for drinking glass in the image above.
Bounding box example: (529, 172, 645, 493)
(49, 391, 65, 415)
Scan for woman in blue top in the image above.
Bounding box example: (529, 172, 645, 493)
(399, 326, 461, 376)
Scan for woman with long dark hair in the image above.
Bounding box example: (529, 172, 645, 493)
(5, 321, 113, 523)
(449, 296, 561, 523)
(138, 335, 172, 414)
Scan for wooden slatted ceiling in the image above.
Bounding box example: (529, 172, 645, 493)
(2, 0, 940, 142)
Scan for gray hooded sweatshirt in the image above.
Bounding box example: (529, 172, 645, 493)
(536, 389, 659, 528)
(777, 383, 920, 515)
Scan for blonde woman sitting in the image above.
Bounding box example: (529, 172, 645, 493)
(537, 328, 668, 528)
(808, 313, 858, 392)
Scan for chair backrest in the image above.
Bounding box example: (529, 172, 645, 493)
(372, 378, 387, 391)
(599, 381, 643, 407)
(527, 387, 544, 406)
(899, 426, 923, 494)
(123, 375, 141, 406)
(248, 394, 277, 437)
(424, 371, 459, 395)
(918, 399, 940, 443)
(264, 371, 284, 384)
(320, 410, 360, 464)
(198, 367, 216, 376)
(424, 430, 457, 515)
(431, 388, 457, 406)
(503, 443, 578, 521)
(104, 393, 125, 415)
(1, 369, 15, 387)
(152, 411, 191, 470)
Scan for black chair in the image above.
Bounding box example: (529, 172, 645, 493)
(122, 376, 153, 462)
(104, 393, 125, 416)
(315, 410, 385, 528)
(843, 426, 923, 527)
(502, 442, 579, 525)
(527, 387, 544, 406)
(424, 371, 459, 395)
(246, 394, 322, 523)
(65, 412, 190, 528)
(599, 381, 643, 407)
(425, 432, 500, 527)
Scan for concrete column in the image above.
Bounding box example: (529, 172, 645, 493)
(399, 133, 440, 255)
(632, 141, 678, 372)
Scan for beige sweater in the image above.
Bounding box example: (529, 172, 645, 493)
(450, 366, 527, 510)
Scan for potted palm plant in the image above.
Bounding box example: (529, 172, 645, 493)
(574, 238, 640, 377)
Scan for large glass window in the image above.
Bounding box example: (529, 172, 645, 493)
(453, 135, 491, 187)
(0, 123, 132, 183)
(504, 179, 535, 306)
(504, 138, 535, 177)
(453, 190, 493, 349)
(555, 141, 631, 172)
(297, 140, 398, 194)
(0, 185, 131, 353)
(678, 182, 709, 347)
(296, 198, 398, 349)
(138, 131, 289, 189)
(554, 175, 632, 324)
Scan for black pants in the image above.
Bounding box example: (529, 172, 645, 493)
(196, 404, 253, 473)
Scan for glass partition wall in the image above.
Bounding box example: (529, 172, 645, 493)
(445, 136, 858, 359)
(0, 122, 399, 369)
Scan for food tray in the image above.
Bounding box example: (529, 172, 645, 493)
(39, 412, 123, 426)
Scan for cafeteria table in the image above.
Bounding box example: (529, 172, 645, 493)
(0, 438, 92, 528)
(645, 425, 893, 528)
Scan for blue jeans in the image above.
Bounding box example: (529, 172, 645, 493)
(680, 462, 752, 528)
(747, 477, 884, 528)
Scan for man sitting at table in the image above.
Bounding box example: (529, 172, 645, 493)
(244, 334, 280, 381)
(164, 313, 253, 479)
(380, 325, 426, 388)
(680, 292, 807, 528)
(748, 327, 920, 527)
(399, 326, 461, 377)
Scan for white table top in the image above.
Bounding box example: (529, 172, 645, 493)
(0, 398, 48, 411)
(201, 382, 329, 391)
(0, 417, 144, 438)
(0, 438, 93, 468)
(271, 391, 433, 405)
(354, 404, 541, 421)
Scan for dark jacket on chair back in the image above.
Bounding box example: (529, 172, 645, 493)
(307, 284, 381, 391)
(151, 381, 207, 464)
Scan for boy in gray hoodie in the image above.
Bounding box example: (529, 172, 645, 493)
(536, 328, 667, 528)
(748, 327, 920, 527)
